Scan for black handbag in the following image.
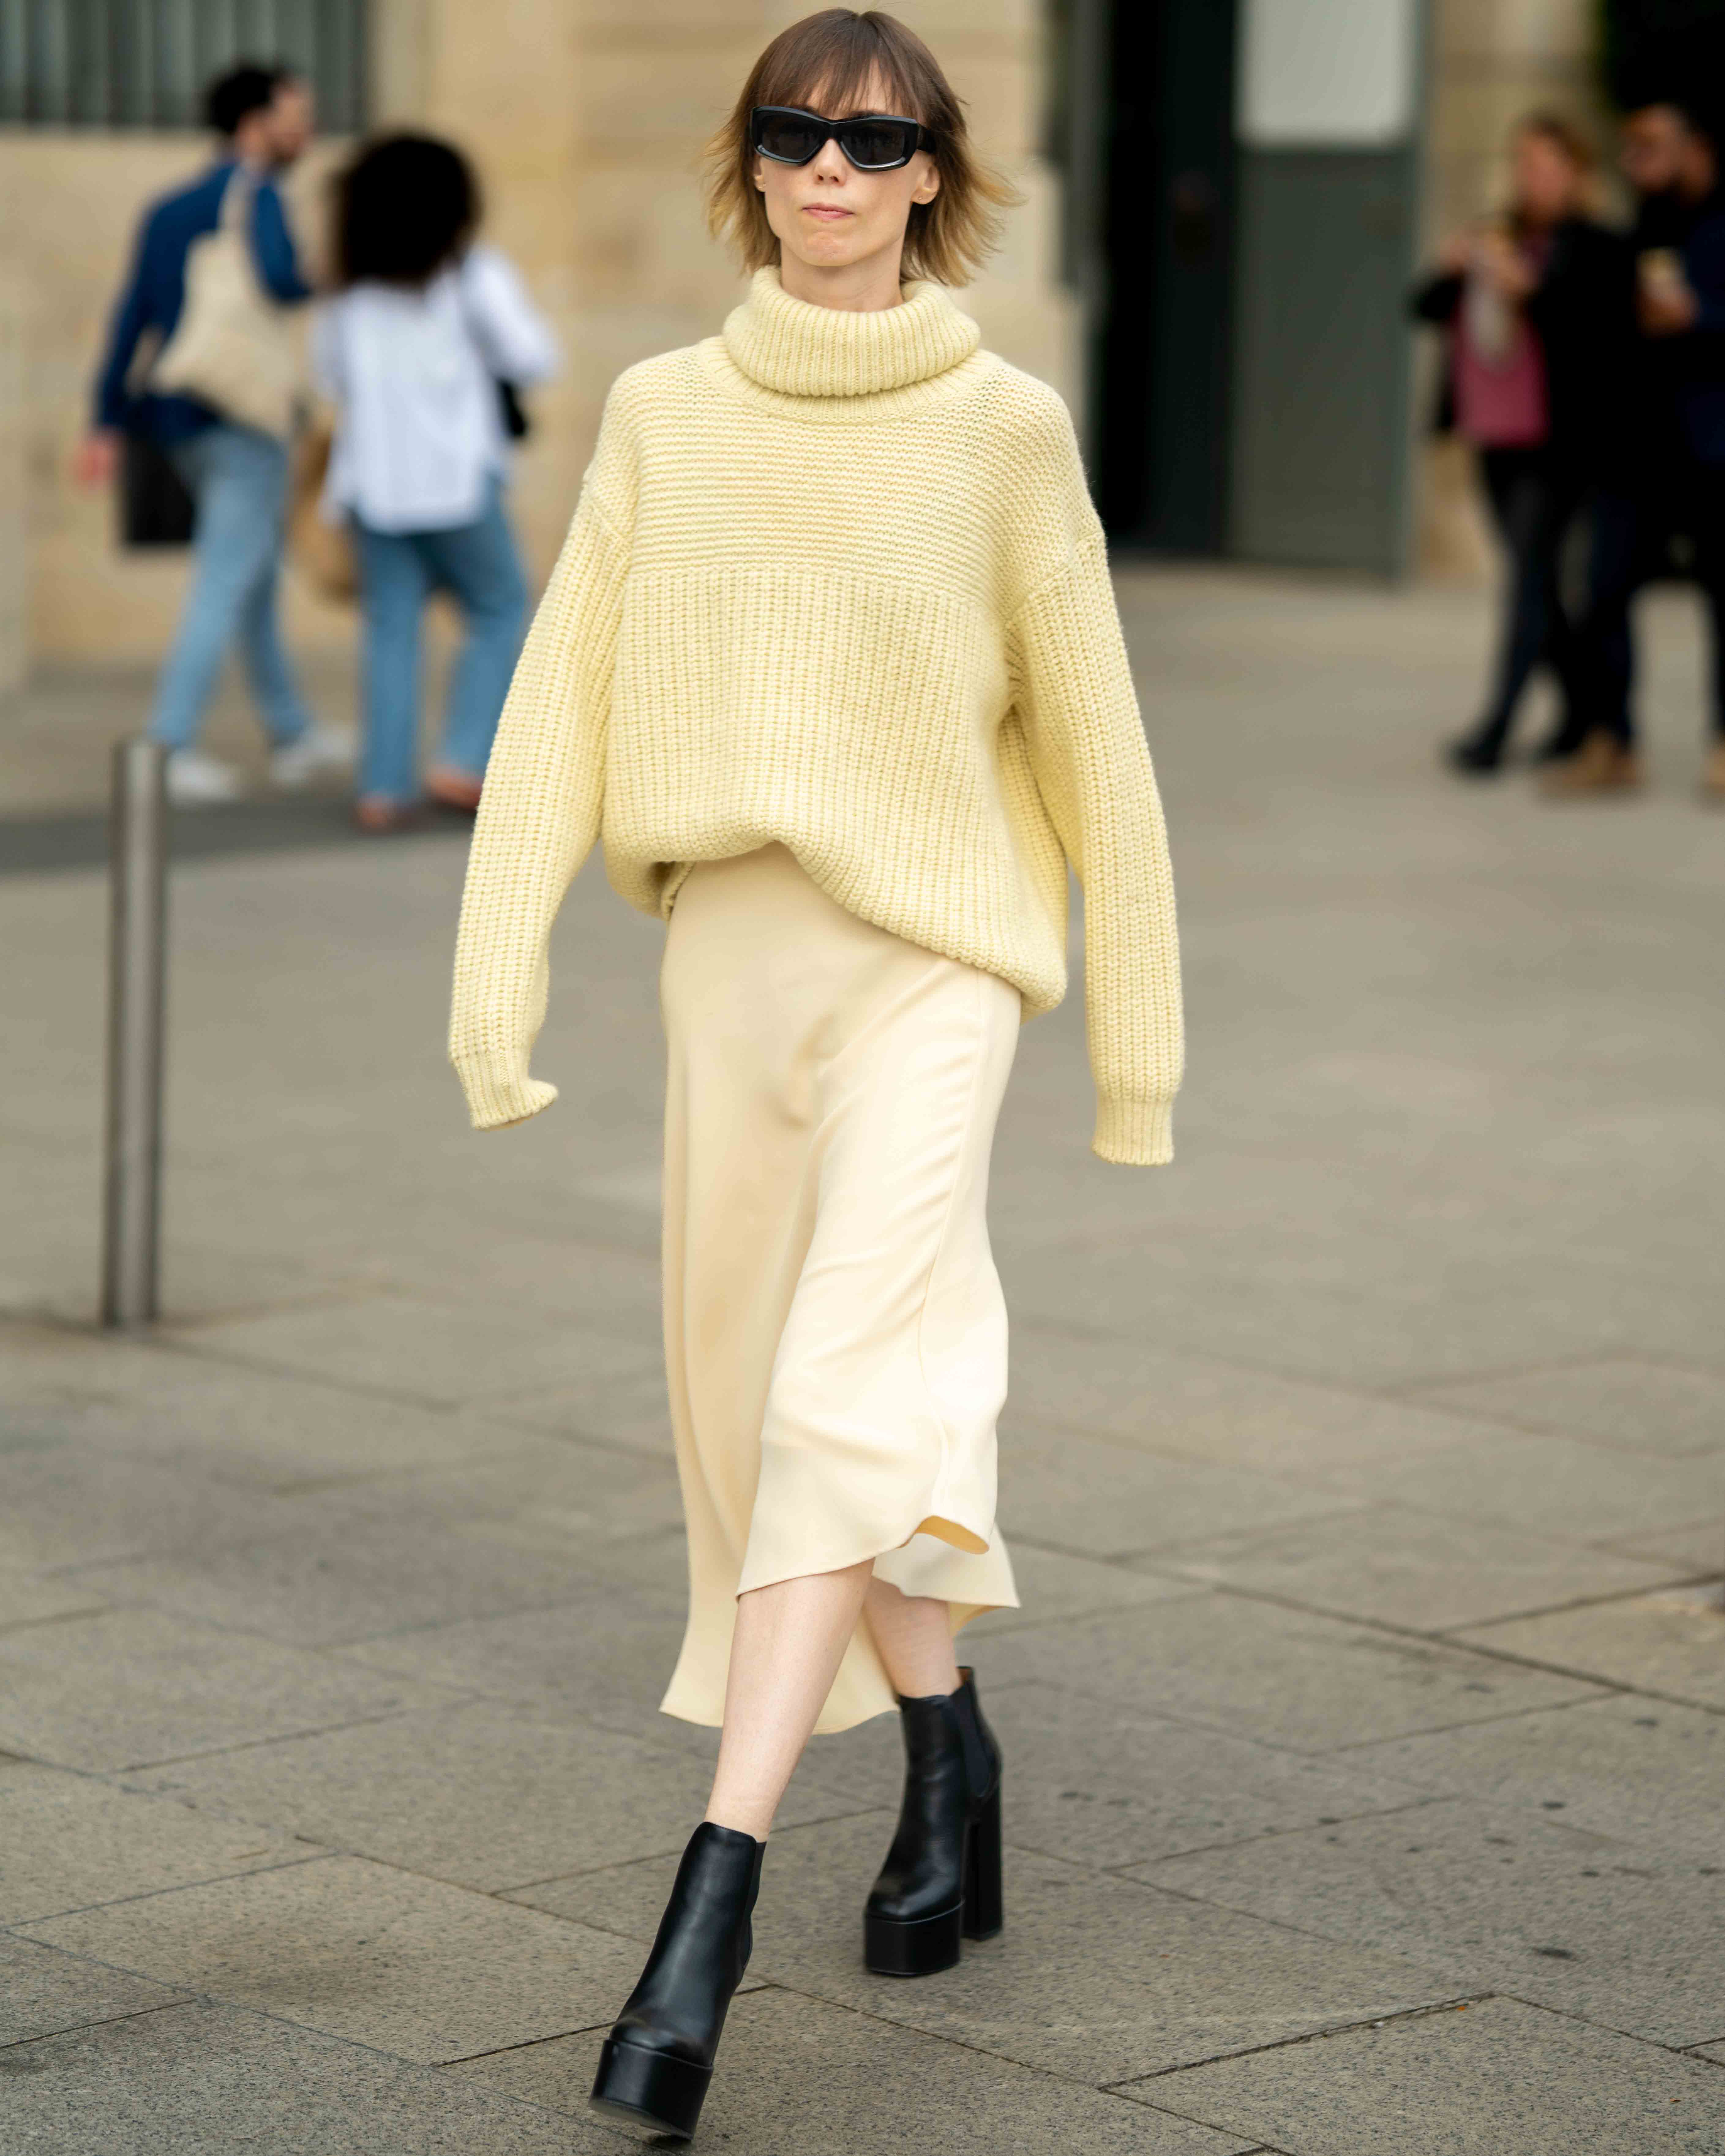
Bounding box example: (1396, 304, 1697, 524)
(497, 378, 531, 442)
(120, 434, 196, 548)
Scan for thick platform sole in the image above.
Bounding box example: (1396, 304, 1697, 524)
(865, 1896, 964, 1977)
(588, 2036, 711, 2142)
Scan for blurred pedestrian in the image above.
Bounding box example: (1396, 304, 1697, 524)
(313, 133, 557, 833)
(75, 62, 352, 806)
(449, 7, 1179, 2143)
(1552, 101, 1725, 798)
(1412, 115, 1626, 774)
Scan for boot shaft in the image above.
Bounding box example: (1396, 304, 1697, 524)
(897, 1666, 1000, 1801)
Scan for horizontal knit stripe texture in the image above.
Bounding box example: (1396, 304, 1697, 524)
(449, 270, 1183, 1163)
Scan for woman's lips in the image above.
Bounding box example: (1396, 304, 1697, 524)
(803, 205, 852, 220)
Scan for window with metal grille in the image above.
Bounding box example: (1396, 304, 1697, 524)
(0, 2, 368, 131)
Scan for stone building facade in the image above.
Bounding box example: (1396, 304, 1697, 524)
(0, 0, 1604, 692)
(0, 0, 1070, 685)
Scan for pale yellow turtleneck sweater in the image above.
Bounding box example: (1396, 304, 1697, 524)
(450, 268, 1182, 1163)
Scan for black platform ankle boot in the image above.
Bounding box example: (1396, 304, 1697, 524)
(588, 1821, 764, 2142)
(864, 1665, 1002, 1978)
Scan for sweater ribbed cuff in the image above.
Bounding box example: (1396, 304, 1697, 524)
(453, 1056, 559, 1132)
(1092, 1094, 1174, 1167)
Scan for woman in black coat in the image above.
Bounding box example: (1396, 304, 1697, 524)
(1413, 114, 1631, 773)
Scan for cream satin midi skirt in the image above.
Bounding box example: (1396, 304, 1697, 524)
(656, 844, 1022, 1735)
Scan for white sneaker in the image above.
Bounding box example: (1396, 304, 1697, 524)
(270, 723, 356, 791)
(163, 749, 244, 806)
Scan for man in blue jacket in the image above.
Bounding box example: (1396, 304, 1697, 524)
(76, 62, 350, 805)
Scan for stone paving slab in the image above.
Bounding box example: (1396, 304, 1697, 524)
(965, 1542, 1208, 1636)
(0, 1442, 310, 1571)
(0, 1759, 312, 1923)
(0, 2000, 624, 2154)
(973, 1590, 1606, 1754)
(328, 1582, 912, 1819)
(1, 1334, 519, 1488)
(1354, 1694, 1725, 1863)
(484, 1366, 676, 1455)
(1156, 1506, 1682, 1633)
(528, 1811, 1464, 2087)
(164, 1292, 662, 1410)
(1004, 1323, 1495, 1474)
(448, 1986, 1264, 2154)
(1128, 1995, 1725, 2156)
(62, 1514, 639, 1651)
(127, 1698, 855, 1893)
(1409, 1358, 1725, 1460)
(376, 1230, 665, 1333)
(0, 1934, 187, 2049)
(19, 1853, 659, 2065)
(1605, 1517, 1725, 1572)
(323, 1433, 686, 1550)
(62, 1438, 685, 1648)
(0, 1568, 107, 1629)
(332, 1581, 694, 1736)
(999, 1236, 1720, 1394)
(1454, 1586, 1725, 1710)
(998, 1418, 1361, 1557)
(1141, 1796, 1725, 2049)
(1308, 1426, 1725, 1547)
(976, 1681, 1428, 1868)
(0, 1607, 455, 1772)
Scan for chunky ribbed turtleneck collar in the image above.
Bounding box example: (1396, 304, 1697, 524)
(722, 267, 981, 399)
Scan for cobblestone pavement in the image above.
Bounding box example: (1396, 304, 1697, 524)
(3, 568, 1723, 2153)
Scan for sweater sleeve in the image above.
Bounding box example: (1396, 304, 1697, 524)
(448, 412, 635, 1130)
(1007, 533, 1184, 1166)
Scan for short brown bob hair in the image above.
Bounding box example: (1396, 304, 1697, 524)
(704, 9, 1018, 288)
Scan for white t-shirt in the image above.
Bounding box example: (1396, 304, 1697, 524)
(313, 243, 559, 533)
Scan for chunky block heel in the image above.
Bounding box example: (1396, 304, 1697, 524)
(589, 2036, 711, 2140)
(587, 1821, 763, 2143)
(864, 1667, 1003, 1978)
(962, 1781, 1003, 1940)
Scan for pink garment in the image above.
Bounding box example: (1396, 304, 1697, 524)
(1454, 320, 1549, 447)
(1453, 243, 1551, 448)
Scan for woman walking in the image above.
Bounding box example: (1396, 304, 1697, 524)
(315, 133, 557, 830)
(1412, 114, 1626, 774)
(449, 9, 1181, 2141)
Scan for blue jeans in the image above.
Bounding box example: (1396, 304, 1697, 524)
(149, 424, 311, 750)
(353, 482, 529, 804)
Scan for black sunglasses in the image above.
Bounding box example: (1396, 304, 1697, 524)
(751, 105, 936, 173)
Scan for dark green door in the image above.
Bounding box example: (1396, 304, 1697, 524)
(1076, 0, 1424, 575)
(1227, 146, 1419, 574)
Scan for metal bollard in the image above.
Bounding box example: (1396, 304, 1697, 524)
(101, 738, 168, 1327)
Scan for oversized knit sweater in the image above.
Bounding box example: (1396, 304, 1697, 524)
(449, 268, 1183, 1163)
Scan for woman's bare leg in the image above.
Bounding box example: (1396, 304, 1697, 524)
(704, 1560, 874, 1840)
(863, 1577, 961, 1699)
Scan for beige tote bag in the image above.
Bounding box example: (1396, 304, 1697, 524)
(152, 169, 300, 439)
(287, 421, 360, 602)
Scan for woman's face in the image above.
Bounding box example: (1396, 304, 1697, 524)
(753, 72, 940, 278)
(1511, 132, 1581, 225)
